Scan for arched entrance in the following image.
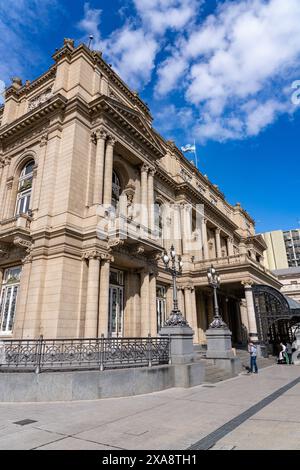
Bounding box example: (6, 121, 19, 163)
(252, 285, 300, 354)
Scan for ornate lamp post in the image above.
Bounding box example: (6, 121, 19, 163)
(207, 265, 227, 328)
(162, 245, 188, 326)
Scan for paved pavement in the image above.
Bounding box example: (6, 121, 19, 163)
(0, 363, 300, 450)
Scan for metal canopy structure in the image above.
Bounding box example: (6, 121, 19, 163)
(252, 284, 300, 353)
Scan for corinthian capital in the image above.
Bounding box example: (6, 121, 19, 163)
(148, 167, 156, 177)
(107, 135, 117, 146)
(241, 279, 254, 289)
(95, 127, 107, 141)
(141, 163, 149, 173)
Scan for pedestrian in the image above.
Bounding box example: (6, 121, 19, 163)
(278, 342, 287, 364)
(248, 341, 258, 374)
(286, 342, 293, 365)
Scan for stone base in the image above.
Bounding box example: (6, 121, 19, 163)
(0, 361, 206, 402)
(206, 327, 234, 359)
(208, 357, 242, 376)
(159, 325, 194, 364)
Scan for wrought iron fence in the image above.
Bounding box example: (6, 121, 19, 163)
(0, 335, 170, 373)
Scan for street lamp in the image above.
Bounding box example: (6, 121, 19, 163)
(162, 245, 188, 327)
(207, 265, 227, 328)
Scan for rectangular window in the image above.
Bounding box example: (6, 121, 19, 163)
(0, 266, 21, 334)
(16, 190, 31, 215)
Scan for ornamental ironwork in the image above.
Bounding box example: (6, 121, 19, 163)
(252, 284, 300, 348)
(0, 336, 170, 373)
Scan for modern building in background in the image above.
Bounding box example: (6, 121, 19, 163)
(0, 39, 282, 345)
(263, 228, 300, 304)
(263, 228, 300, 270)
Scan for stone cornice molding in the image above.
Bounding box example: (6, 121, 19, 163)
(0, 94, 67, 143)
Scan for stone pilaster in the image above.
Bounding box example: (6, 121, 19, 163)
(148, 168, 155, 232)
(97, 254, 111, 336)
(31, 134, 48, 212)
(202, 217, 209, 259)
(227, 237, 234, 256)
(149, 271, 157, 336)
(93, 128, 107, 205)
(140, 163, 149, 232)
(140, 268, 150, 336)
(12, 254, 33, 338)
(83, 250, 101, 337)
(102, 136, 116, 206)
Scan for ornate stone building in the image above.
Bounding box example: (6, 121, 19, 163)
(0, 39, 281, 343)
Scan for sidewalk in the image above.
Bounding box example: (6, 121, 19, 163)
(0, 364, 299, 450)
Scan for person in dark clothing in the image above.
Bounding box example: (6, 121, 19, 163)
(286, 342, 293, 364)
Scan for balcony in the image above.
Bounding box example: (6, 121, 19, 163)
(96, 212, 163, 255)
(194, 253, 272, 276)
(0, 214, 32, 243)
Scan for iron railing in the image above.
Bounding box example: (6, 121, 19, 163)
(0, 335, 170, 373)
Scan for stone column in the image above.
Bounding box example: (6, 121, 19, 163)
(177, 287, 185, 316)
(184, 286, 198, 343)
(242, 281, 258, 342)
(102, 136, 116, 206)
(140, 269, 150, 336)
(148, 168, 155, 233)
(84, 251, 101, 338)
(202, 218, 209, 260)
(93, 128, 107, 205)
(140, 164, 149, 232)
(227, 237, 234, 257)
(180, 204, 191, 254)
(191, 288, 199, 343)
(173, 204, 182, 255)
(184, 287, 192, 326)
(97, 255, 111, 336)
(215, 228, 221, 258)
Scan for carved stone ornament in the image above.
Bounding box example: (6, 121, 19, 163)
(28, 88, 53, 111)
(13, 237, 32, 251)
(108, 238, 125, 248)
(82, 250, 102, 260)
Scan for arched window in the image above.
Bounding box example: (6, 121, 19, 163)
(15, 160, 34, 215)
(112, 170, 121, 208)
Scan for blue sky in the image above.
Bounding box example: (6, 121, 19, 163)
(0, 0, 300, 233)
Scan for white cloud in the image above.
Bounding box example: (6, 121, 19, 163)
(156, 0, 300, 140)
(133, 0, 199, 34)
(101, 27, 159, 89)
(78, 0, 202, 90)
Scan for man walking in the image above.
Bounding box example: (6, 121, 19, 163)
(248, 341, 258, 373)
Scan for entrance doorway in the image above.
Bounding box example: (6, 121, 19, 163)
(108, 269, 124, 337)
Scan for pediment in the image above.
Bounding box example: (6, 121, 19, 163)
(105, 97, 165, 157)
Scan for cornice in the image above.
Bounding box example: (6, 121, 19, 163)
(5, 67, 56, 99)
(0, 94, 67, 142)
